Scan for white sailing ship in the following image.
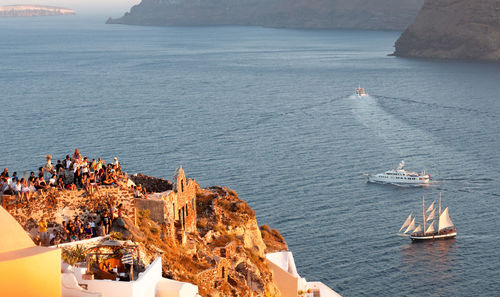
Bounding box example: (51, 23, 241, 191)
(398, 193, 457, 240)
(365, 160, 430, 185)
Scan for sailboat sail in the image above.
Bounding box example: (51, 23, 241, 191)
(438, 207, 454, 231)
(426, 209, 436, 222)
(404, 217, 416, 234)
(426, 201, 435, 213)
(399, 214, 412, 232)
(413, 225, 422, 233)
(425, 221, 435, 234)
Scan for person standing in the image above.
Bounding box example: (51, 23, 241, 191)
(97, 221, 106, 237)
(102, 211, 110, 234)
(44, 155, 54, 181)
(39, 219, 48, 246)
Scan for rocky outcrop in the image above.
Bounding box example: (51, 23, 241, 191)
(130, 173, 173, 192)
(0, 5, 75, 17)
(108, 0, 423, 30)
(393, 0, 500, 61)
(8, 176, 287, 297)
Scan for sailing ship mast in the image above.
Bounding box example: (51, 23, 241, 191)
(422, 195, 426, 235)
(439, 192, 442, 216)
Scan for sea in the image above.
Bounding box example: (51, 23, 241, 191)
(1, 15, 499, 297)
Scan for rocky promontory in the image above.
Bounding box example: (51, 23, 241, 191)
(5, 169, 287, 296)
(393, 0, 500, 61)
(0, 5, 75, 17)
(107, 0, 423, 31)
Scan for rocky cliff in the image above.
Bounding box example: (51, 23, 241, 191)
(393, 0, 500, 61)
(0, 5, 75, 17)
(7, 177, 287, 297)
(107, 0, 423, 30)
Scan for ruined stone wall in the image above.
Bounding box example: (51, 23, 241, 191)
(134, 198, 167, 224)
(171, 167, 198, 234)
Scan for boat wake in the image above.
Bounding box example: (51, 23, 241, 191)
(349, 94, 479, 175)
(375, 95, 498, 120)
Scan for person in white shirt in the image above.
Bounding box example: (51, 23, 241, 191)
(10, 180, 22, 197)
(114, 157, 121, 172)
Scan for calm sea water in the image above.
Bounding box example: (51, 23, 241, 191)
(1, 16, 500, 296)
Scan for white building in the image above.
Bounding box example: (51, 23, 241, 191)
(58, 238, 200, 297)
(266, 251, 342, 297)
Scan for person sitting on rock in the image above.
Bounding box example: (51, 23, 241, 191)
(57, 176, 65, 190)
(9, 179, 22, 198)
(0, 178, 11, 194)
(20, 178, 32, 202)
(35, 176, 49, 191)
(11, 172, 18, 184)
(0, 168, 8, 179)
(49, 174, 58, 187)
(102, 168, 115, 186)
(28, 171, 36, 184)
(84, 222, 94, 239)
(65, 182, 77, 190)
(50, 233, 62, 245)
(37, 167, 44, 179)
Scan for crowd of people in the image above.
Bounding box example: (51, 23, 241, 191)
(34, 209, 115, 246)
(1, 149, 151, 246)
(0, 148, 128, 203)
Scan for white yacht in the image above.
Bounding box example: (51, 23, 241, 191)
(365, 160, 430, 185)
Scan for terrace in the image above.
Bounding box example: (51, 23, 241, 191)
(58, 237, 200, 297)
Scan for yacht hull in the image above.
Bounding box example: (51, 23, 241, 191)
(367, 174, 430, 184)
(410, 232, 457, 240)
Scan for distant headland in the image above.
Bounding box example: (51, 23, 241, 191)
(0, 5, 75, 17)
(107, 0, 423, 31)
(393, 0, 500, 61)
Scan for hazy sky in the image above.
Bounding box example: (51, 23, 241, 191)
(0, 0, 140, 15)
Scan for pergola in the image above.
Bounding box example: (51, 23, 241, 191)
(85, 239, 140, 281)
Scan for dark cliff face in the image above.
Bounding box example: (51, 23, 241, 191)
(394, 0, 500, 61)
(107, 0, 423, 30)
